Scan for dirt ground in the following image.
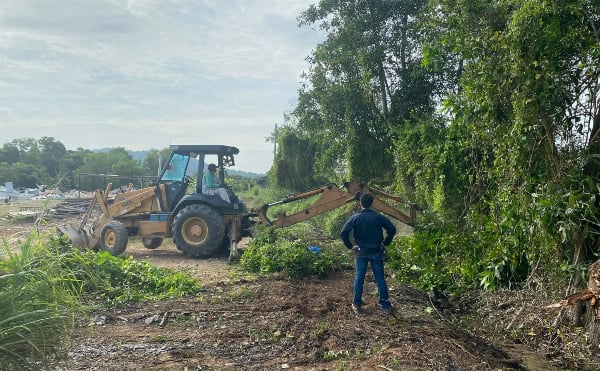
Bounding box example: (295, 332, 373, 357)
(50, 240, 524, 371)
(0, 200, 594, 370)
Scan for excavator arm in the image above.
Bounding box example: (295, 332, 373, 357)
(256, 181, 418, 228)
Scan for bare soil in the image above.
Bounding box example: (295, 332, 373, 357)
(49, 239, 561, 371)
(0, 199, 595, 370)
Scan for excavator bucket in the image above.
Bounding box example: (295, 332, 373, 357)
(57, 223, 94, 250)
(57, 193, 101, 250)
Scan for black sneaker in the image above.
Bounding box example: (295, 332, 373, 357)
(351, 303, 362, 314)
(382, 305, 395, 315)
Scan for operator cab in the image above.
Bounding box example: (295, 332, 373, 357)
(157, 145, 242, 212)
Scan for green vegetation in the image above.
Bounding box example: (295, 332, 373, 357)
(84, 250, 200, 306)
(240, 224, 350, 278)
(235, 182, 357, 279)
(0, 236, 87, 370)
(0, 233, 200, 370)
(276, 0, 600, 301)
(0, 138, 165, 191)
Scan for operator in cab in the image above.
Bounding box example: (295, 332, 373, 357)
(202, 163, 230, 203)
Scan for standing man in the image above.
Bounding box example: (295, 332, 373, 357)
(340, 193, 396, 315)
(202, 163, 230, 203)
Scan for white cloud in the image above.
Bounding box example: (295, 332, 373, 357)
(0, 0, 322, 173)
(0, 106, 14, 120)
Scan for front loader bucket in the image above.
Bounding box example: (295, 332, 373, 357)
(58, 223, 94, 250)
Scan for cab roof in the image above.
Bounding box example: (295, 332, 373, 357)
(169, 145, 239, 156)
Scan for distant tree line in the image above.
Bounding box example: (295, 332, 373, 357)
(0, 137, 170, 191)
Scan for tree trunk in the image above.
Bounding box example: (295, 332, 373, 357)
(570, 231, 587, 327)
(583, 260, 600, 346)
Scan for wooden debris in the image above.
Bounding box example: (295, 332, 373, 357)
(546, 262, 600, 320)
(159, 311, 171, 327)
(47, 198, 95, 219)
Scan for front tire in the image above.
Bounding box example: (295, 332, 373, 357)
(142, 237, 163, 249)
(172, 204, 224, 258)
(100, 220, 128, 255)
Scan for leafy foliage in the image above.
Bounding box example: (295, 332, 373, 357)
(84, 251, 200, 306)
(0, 138, 181, 191)
(240, 225, 350, 278)
(322, 203, 358, 239)
(270, 127, 319, 192)
(291, 0, 600, 298)
(296, 0, 430, 182)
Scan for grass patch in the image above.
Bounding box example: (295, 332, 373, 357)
(0, 231, 201, 370)
(87, 252, 201, 306)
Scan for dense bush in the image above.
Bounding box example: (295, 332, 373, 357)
(85, 251, 201, 306)
(240, 224, 350, 278)
(0, 235, 87, 370)
(387, 201, 569, 293)
(322, 203, 357, 239)
(0, 233, 201, 370)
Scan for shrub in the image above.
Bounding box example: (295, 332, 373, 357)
(240, 225, 350, 278)
(88, 251, 201, 305)
(0, 232, 202, 370)
(0, 234, 90, 370)
(322, 203, 357, 238)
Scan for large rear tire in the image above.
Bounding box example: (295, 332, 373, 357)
(100, 220, 128, 255)
(172, 204, 224, 258)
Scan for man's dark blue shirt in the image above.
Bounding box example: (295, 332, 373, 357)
(340, 208, 396, 254)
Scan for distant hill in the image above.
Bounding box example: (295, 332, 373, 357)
(94, 148, 266, 179)
(127, 150, 150, 163)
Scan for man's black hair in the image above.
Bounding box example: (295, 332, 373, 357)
(360, 193, 374, 208)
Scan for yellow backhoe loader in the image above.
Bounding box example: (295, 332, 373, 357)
(59, 145, 253, 261)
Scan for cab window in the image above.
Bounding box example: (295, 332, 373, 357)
(161, 154, 189, 181)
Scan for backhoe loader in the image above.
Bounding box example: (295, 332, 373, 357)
(60, 144, 418, 260)
(59, 145, 253, 260)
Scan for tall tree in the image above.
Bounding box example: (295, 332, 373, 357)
(296, 0, 429, 182)
(0, 162, 42, 188)
(0, 143, 20, 165)
(38, 137, 66, 179)
(76, 147, 144, 190)
(272, 127, 318, 191)
(57, 148, 91, 190)
(143, 148, 171, 177)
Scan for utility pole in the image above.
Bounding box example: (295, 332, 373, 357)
(157, 153, 162, 177)
(273, 123, 278, 163)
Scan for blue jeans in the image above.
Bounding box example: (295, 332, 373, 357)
(353, 252, 391, 309)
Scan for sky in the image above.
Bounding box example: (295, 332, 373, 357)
(0, 0, 324, 174)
